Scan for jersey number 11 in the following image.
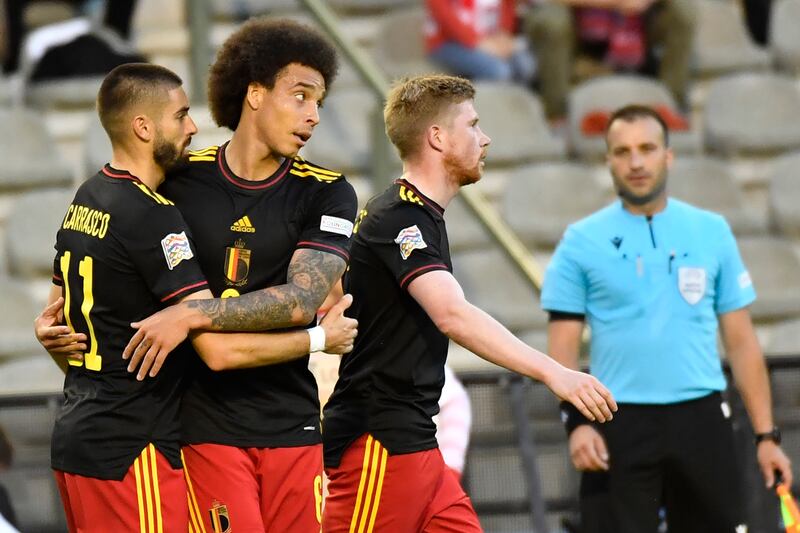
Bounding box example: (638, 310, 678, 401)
(60, 251, 103, 371)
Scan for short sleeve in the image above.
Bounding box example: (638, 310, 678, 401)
(126, 204, 208, 305)
(541, 226, 588, 314)
(368, 204, 450, 290)
(714, 219, 756, 314)
(296, 179, 358, 262)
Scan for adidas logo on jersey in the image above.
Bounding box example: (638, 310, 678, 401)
(230, 216, 256, 233)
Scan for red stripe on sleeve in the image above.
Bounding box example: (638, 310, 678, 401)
(160, 281, 208, 303)
(400, 263, 448, 289)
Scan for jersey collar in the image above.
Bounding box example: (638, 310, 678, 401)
(395, 178, 445, 216)
(217, 141, 292, 190)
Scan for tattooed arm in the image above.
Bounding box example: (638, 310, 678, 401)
(122, 248, 347, 372)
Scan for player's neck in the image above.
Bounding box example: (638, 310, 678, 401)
(226, 128, 284, 181)
(110, 151, 166, 191)
(401, 161, 458, 209)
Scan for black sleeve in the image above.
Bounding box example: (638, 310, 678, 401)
(296, 178, 358, 262)
(368, 204, 450, 290)
(125, 204, 208, 305)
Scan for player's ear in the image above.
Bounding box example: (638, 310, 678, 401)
(246, 82, 263, 112)
(131, 115, 153, 143)
(427, 124, 445, 153)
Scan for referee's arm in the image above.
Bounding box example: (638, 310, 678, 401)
(720, 308, 793, 487)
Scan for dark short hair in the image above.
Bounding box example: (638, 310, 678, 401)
(605, 104, 670, 147)
(208, 17, 339, 131)
(384, 75, 475, 160)
(97, 63, 183, 143)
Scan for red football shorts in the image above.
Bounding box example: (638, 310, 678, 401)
(322, 434, 482, 533)
(54, 443, 188, 533)
(182, 443, 323, 533)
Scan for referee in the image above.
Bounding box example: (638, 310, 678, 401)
(542, 104, 792, 532)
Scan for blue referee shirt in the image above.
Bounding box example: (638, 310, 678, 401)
(541, 199, 756, 404)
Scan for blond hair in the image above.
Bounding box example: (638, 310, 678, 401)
(384, 75, 475, 160)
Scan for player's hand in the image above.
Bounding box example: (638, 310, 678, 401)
(319, 294, 358, 354)
(757, 440, 792, 488)
(569, 425, 610, 471)
(34, 297, 86, 362)
(546, 367, 617, 423)
(123, 305, 191, 380)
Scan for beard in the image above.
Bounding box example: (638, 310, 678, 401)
(613, 170, 668, 206)
(443, 151, 482, 187)
(153, 133, 188, 172)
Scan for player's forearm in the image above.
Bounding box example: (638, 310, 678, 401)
(441, 301, 562, 384)
(191, 330, 310, 371)
(728, 344, 775, 434)
(183, 249, 346, 332)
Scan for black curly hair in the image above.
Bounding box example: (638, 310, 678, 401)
(209, 17, 339, 131)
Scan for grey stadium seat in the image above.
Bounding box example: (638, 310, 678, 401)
(7, 188, 73, 278)
(300, 87, 400, 175)
(473, 81, 566, 166)
(692, 0, 771, 77)
(703, 73, 800, 157)
(371, 8, 438, 80)
(84, 113, 112, 177)
(765, 318, 800, 357)
(502, 163, 612, 248)
(443, 196, 493, 253)
(0, 279, 48, 358)
(771, 0, 800, 74)
(211, 0, 299, 19)
(26, 76, 104, 109)
(768, 151, 800, 238)
(328, 0, 418, 12)
(0, 108, 72, 190)
(738, 236, 800, 321)
(668, 157, 766, 235)
(568, 75, 701, 160)
(452, 247, 548, 333)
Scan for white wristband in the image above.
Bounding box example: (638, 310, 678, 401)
(307, 325, 326, 353)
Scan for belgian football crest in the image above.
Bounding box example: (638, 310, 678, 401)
(395, 224, 427, 260)
(209, 500, 231, 533)
(678, 266, 706, 305)
(224, 238, 251, 286)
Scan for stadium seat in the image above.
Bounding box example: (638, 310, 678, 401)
(703, 73, 800, 157)
(0, 108, 72, 190)
(26, 76, 104, 109)
(567, 75, 701, 160)
(668, 157, 766, 235)
(767, 151, 800, 238)
(210, 0, 299, 19)
(692, 0, 771, 77)
(771, 0, 800, 74)
(765, 318, 800, 358)
(371, 8, 438, 80)
(0, 464, 65, 531)
(328, 0, 418, 13)
(6, 188, 73, 279)
(444, 196, 493, 253)
(473, 81, 566, 166)
(468, 446, 529, 506)
(300, 86, 400, 175)
(502, 162, 612, 248)
(0, 279, 48, 359)
(451, 247, 548, 333)
(738, 236, 800, 321)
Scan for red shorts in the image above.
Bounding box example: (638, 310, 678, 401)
(322, 434, 482, 533)
(54, 443, 188, 533)
(182, 443, 323, 533)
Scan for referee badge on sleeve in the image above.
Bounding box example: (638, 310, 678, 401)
(160, 231, 194, 270)
(678, 267, 706, 305)
(395, 224, 427, 260)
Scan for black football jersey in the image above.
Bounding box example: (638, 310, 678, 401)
(160, 143, 357, 447)
(51, 165, 208, 480)
(323, 179, 453, 468)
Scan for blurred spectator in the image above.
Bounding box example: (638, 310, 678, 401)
(2, 0, 138, 74)
(425, 0, 537, 83)
(434, 365, 473, 478)
(523, 0, 694, 121)
(742, 0, 771, 46)
(0, 426, 17, 531)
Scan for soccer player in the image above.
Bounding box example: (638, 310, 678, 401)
(120, 19, 357, 533)
(542, 105, 792, 532)
(321, 75, 616, 532)
(35, 62, 357, 533)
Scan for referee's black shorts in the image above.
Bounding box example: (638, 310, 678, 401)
(579, 392, 746, 533)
